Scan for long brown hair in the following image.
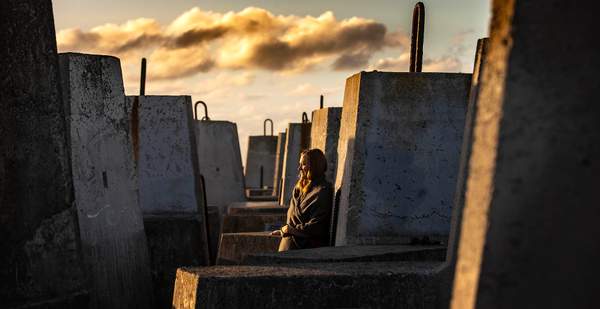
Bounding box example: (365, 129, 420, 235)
(295, 148, 327, 193)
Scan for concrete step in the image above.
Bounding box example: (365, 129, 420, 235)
(244, 244, 446, 265)
(173, 261, 444, 309)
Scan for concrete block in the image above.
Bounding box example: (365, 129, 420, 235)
(227, 201, 287, 215)
(144, 214, 210, 309)
(272, 132, 286, 197)
(0, 0, 87, 304)
(130, 95, 204, 214)
(334, 72, 471, 246)
(279, 123, 312, 205)
(173, 262, 443, 309)
(451, 1, 600, 308)
(195, 120, 246, 210)
(221, 214, 286, 233)
(245, 244, 446, 265)
(59, 53, 153, 309)
(216, 232, 281, 265)
(244, 135, 278, 189)
(310, 107, 342, 184)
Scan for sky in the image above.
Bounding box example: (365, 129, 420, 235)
(53, 0, 491, 162)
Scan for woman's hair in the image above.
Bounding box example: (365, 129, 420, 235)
(295, 149, 327, 193)
(302, 148, 327, 180)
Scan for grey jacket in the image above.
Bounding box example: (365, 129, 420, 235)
(278, 177, 333, 251)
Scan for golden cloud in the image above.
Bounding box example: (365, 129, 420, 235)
(57, 7, 406, 80)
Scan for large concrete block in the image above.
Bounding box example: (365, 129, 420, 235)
(195, 120, 246, 210)
(221, 214, 286, 233)
(173, 262, 443, 309)
(437, 38, 490, 309)
(227, 201, 287, 215)
(245, 135, 278, 189)
(130, 95, 204, 214)
(0, 0, 88, 305)
(216, 232, 281, 265)
(144, 214, 209, 309)
(310, 107, 342, 184)
(272, 132, 286, 197)
(59, 53, 153, 309)
(451, 1, 600, 308)
(278, 123, 311, 205)
(335, 72, 471, 246)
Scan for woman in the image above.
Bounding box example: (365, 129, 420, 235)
(271, 148, 333, 251)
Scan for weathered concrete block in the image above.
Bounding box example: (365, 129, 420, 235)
(310, 107, 342, 184)
(144, 214, 210, 309)
(216, 232, 281, 265)
(244, 135, 278, 189)
(221, 214, 286, 233)
(451, 1, 600, 308)
(335, 72, 471, 245)
(272, 132, 286, 197)
(130, 95, 204, 214)
(279, 123, 311, 205)
(59, 53, 153, 309)
(0, 0, 88, 305)
(195, 120, 246, 210)
(245, 244, 446, 265)
(173, 262, 443, 309)
(227, 201, 287, 215)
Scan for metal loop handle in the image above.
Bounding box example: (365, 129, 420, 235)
(264, 119, 273, 136)
(409, 2, 425, 73)
(194, 101, 210, 121)
(302, 112, 309, 124)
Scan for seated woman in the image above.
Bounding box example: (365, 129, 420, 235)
(271, 148, 334, 251)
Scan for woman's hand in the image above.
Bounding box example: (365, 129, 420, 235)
(281, 225, 289, 235)
(270, 230, 282, 236)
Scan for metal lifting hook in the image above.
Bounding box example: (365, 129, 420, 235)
(302, 112, 309, 124)
(264, 119, 273, 136)
(194, 101, 210, 121)
(409, 2, 425, 73)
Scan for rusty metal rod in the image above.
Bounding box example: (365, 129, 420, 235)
(140, 58, 147, 95)
(409, 2, 425, 72)
(320, 95, 324, 109)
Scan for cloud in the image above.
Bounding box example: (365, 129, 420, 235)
(57, 7, 406, 80)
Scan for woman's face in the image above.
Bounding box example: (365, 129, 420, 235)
(298, 154, 309, 179)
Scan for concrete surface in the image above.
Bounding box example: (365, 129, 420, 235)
(451, 1, 600, 308)
(436, 38, 490, 309)
(334, 72, 471, 246)
(195, 120, 246, 211)
(227, 201, 287, 215)
(216, 232, 281, 265)
(130, 95, 205, 214)
(272, 132, 287, 197)
(0, 1, 88, 306)
(221, 214, 286, 233)
(59, 53, 153, 309)
(245, 244, 446, 265)
(244, 135, 278, 189)
(173, 261, 444, 308)
(279, 123, 311, 205)
(310, 107, 342, 184)
(144, 214, 210, 309)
